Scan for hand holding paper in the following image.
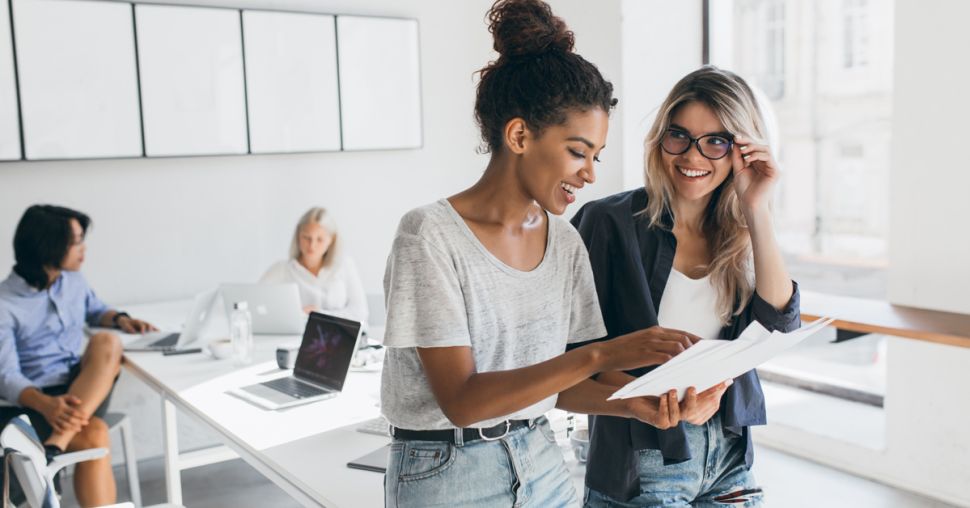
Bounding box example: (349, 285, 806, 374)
(592, 326, 701, 372)
(609, 318, 834, 401)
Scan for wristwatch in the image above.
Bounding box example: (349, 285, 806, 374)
(112, 312, 131, 328)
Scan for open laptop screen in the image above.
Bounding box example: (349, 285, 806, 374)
(293, 312, 361, 391)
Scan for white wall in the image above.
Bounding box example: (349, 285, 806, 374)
(1, 0, 482, 305)
(752, 4, 970, 505)
(0, 0, 625, 306)
(888, 0, 970, 314)
(0, 0, 628, 464)
(755, 337, 970, 507)
(620, 0, 703, 190)
(552, 0, 624, 207)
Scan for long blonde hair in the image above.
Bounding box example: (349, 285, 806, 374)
(643, 66, 768, 323)
(289, 207, 341, 269)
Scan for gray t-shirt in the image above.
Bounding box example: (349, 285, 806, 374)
(380, 199, 607, 430)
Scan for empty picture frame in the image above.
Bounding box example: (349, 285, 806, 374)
(136, 4, 247, 157)
(242, 10, 341, 154)
(0, 0, 20, 160)
(337, 16, 422, 151)
(12, 0, 141, 160)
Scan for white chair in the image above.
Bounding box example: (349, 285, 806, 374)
(0, 401, 141, 507)
(101, 414, 141, 507)
(2, 414, 115, 507)
(2, 416, 181, 508)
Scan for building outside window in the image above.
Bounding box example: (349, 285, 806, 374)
(843, 0, 870, 69)
(707, 0, 896, 445)
(709, 0, 893, 299)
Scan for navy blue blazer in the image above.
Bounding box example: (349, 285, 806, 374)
(569, 188, 801, 501)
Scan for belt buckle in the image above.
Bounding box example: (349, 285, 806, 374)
(478, 420, 511, 441)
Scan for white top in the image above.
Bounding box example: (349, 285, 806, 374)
(657, 269, 724, 340)
(260, 257, 368, 327)
(380, 199, 607, 430)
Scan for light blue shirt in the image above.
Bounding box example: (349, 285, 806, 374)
(0, 270, 111, 402)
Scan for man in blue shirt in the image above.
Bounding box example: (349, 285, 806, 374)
(0, 205, 156, 506)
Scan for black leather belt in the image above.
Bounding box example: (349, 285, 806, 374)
(391, 419, 533, 444)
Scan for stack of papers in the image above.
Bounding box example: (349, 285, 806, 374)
(609, 317, 835, 401)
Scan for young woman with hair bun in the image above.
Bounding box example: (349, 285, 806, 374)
(379, 1, 708, 506)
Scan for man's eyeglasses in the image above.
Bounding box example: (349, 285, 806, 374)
(660, 128, 734, 160)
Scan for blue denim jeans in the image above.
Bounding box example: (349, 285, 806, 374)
(585, 417, 762, 507)
(385, 416, 580, 507)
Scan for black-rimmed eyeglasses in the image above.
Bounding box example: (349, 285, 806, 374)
(660, 128, 734, 160)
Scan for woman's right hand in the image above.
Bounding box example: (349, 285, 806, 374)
(595, 326, 700, 372)
(41, 394, 88, 434)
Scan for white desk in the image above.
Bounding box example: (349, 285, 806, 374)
(121, 300, 389, 507)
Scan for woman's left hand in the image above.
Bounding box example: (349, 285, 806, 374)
(679, 380, 732, 425)
(731, 135, 780, 213)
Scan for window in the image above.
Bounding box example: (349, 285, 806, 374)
(762, 2, 785, 98)
(708, 0, 894, 298)
(708, 0, 895, 447)
(843, 0, 870, 69)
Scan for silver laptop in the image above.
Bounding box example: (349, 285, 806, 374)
(229, 312, 362, 410)
(124, 289, 218, 352)
(219, 283, 306, 335)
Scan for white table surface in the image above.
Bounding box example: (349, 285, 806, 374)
(121, 299, 389, 507)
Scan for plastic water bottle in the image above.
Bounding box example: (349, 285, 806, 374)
(230, 301, 253, 365)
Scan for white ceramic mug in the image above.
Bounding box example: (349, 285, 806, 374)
(207, 338, 233, 360)
(570, 427, 589, 463)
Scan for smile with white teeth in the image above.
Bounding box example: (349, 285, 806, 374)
(561, 182, 578, 195)
(677, 166, 712, 178)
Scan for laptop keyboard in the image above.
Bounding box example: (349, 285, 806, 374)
(263, 376, 329, 399)
(149, 333, 179, 348)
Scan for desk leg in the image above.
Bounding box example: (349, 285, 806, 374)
(161, 396, 183, 505)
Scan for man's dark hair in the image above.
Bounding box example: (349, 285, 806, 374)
(475, 0, 618, 153)
(13, 205, 91, 290)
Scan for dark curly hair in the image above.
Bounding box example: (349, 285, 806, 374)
(475, 0, 618, 153)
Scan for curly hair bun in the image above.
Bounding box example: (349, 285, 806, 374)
(474, 0, 615, 153)
(487, 0, 574, 58)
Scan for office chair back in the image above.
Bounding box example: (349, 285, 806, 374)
(2, 415, 112, 508)
(2, 415, 54, 507)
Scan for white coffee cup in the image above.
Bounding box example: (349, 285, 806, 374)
(570, 427, 590, 463)
(207, 339, 233, 360)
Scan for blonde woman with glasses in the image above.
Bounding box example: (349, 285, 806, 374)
(568, 66, 800, 507)
(261, 207, 368, 326)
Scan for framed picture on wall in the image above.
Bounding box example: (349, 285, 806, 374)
(136, 4, 248, 157)
(12, 0, 142, 160)
(337, 16, 422, 151)
(242, 10, 341, 154)
(0, 0, 20, 160)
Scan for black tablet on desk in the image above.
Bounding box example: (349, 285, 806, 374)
(347, 444, 390, 473)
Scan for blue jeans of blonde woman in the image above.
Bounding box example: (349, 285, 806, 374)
(585, 416, 763, 507)
(385, 416, 580, 507)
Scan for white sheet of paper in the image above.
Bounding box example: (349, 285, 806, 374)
(611, 339, 730, 399)
(609, 318, 833, 400)
(609, 322, 780, 399)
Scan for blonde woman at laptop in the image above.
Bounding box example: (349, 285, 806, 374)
(260, 207, 368, 327)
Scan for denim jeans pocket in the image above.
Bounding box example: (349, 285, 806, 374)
(537, 420, 558, 444)
(635, 447, 665, 465)
(397, 441, 456, 482)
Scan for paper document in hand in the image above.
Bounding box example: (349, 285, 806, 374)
(609, 318, 834, 401)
